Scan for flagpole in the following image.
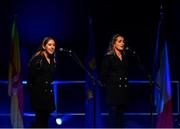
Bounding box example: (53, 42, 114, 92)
(63, 50, 103, 127)
(93, 80, 96, 127)
(129, 48, 154, 127)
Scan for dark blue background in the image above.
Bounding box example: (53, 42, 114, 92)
(0, 0, 180, 81)
(0, 0, 180, 127)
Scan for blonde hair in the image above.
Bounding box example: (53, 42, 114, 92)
(106, 34, 124, 55)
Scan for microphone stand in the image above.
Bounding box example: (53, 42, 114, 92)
(65, 50, 103, 128)
(129, 50, 154, 128)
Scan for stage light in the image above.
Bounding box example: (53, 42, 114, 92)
(56, 118, 62, 125)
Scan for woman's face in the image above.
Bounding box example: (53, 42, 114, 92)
(113, 36, 125, 51)
(43, 39, 56, 55)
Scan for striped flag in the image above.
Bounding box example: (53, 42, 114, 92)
(8, 17, 24, 128)
(155, 42, 173, 128)
(153, 4, 173, 128)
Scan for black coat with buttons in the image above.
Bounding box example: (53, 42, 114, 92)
(100, 53, 129, 106)
(28, 55, 56, 112)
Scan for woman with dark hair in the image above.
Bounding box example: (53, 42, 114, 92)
(100, 34, 129, 128)
(28, 37, 56, 128)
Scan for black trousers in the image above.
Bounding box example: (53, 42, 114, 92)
(108, 105, 126, 128)
(31, 109, 51, 128)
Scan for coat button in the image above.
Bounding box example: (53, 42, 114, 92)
(119, 77, 122, 80)
(125, 85, 127, 87)
(125, 77, 127, 80)
(118, 85, 121, 87)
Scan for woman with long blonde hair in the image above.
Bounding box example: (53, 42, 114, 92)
(100, 34, 129, 128)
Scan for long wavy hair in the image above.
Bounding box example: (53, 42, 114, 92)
(29, 37, 56, 64)
(106, 34, 124, 55)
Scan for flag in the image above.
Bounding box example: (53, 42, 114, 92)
(155, 42, 173, 128)
(84, 16, 103, 127)
(153, 4, 173, 128)
(153, 4, 164, 114)
(8, 17, 24, 128)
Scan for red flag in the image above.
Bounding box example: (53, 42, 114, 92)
(8, 17, 24, 128)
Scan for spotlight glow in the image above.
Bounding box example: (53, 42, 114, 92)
(56, 118, 62, 125)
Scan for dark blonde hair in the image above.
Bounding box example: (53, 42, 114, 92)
(106, 34, 124, 55)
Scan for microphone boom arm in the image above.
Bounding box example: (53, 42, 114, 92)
(63, 49, 103, 87)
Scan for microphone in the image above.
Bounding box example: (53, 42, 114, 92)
(125, 46, 136, 55)
(59, 48, 72, 53)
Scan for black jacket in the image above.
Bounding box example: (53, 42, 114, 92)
(28, 55, 56, 112)
(100, 53, 129, 106)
